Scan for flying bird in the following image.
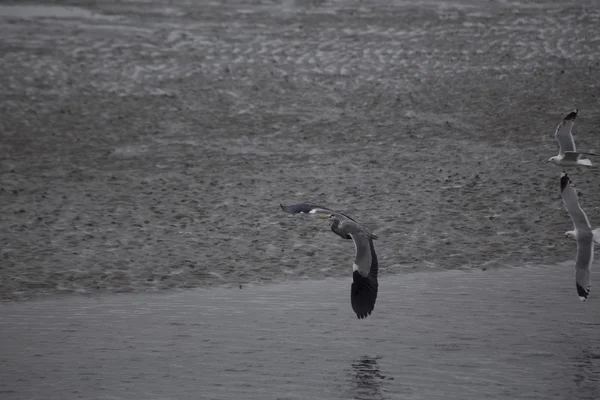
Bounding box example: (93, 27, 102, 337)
(548, 109, 595, 167)
(280, 203, 379, 319)
(560, 172, 600, 301)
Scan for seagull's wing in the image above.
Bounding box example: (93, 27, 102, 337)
(560, 173, 593, 301)
(562, 151, 581, 162)
(555, 110, 577, 155)
(575, 236, 593, 301)
(560, 172, 591, 232)
(349, 231, 378, 319)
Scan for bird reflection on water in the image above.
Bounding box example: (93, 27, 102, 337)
(349, 356, 386, 400)
(571, 347, 600, 399)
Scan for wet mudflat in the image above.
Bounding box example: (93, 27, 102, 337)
(1, 0, 600, 299)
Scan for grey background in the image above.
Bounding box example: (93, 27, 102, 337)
(1, 2, 600, 399)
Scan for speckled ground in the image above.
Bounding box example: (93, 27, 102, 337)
(1, 0, 600, 300)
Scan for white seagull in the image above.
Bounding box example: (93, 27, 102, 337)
(280, 203, 379, 319)
(560, 172, 600, 301)
(548, 109, 595, 167)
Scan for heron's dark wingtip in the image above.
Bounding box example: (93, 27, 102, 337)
(351, 271, 378, 320)
(564, 109, 578, 121)
(355, 311, 372, 319)
(577, 283, 589, 301)
(560, 172, 570, 191)
(280, 203, 294, 213)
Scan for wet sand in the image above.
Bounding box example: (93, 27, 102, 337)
(1, 0, 600, 300)
(1, 264, 599, 399)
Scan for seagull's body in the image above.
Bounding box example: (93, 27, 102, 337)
(280, 203, 378, 319)
(560, 173, 600, 301)
(548, 110, 595, 167)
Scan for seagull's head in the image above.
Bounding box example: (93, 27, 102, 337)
(565, 230, 577, 240)
(548, 156, 560, 164)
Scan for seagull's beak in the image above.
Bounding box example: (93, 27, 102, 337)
(318, 215, 329, 219)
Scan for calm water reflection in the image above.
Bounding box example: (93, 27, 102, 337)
(571, 347, 600, 398)
(350, 356, 384, 400)
(1, 266, 599, 400)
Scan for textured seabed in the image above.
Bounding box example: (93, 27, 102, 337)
(1, 0, 600, 299)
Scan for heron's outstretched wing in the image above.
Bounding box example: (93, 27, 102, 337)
(555, 110, 577, 155)
(349, 232, 378, 319)
(560, 172, 591, 232)
(280, 203, 333, 215)
(280, 203, 359, 223)
(349, 232, 377, 277)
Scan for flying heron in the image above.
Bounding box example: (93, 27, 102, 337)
(280, 203, 379, 319)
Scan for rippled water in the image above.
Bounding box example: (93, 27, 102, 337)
(2, 265, 599, 399)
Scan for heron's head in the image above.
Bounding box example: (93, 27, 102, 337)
(318, 214, 335, 221)
(318, 214, 338, 225)
(565, 230, 577, 240)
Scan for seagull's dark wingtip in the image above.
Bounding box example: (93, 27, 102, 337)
(564, 109, 578, 121)
(577, 283, 589, 301)
(560, 172, 570, 191)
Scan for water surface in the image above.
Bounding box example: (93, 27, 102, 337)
(2, 265, 599, 399)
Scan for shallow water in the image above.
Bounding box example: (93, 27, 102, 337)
(1, 264, 599, 400)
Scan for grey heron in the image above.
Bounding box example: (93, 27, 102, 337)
(280, 203, 379, 319)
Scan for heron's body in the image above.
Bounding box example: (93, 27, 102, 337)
(280, 203, 379, 319)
